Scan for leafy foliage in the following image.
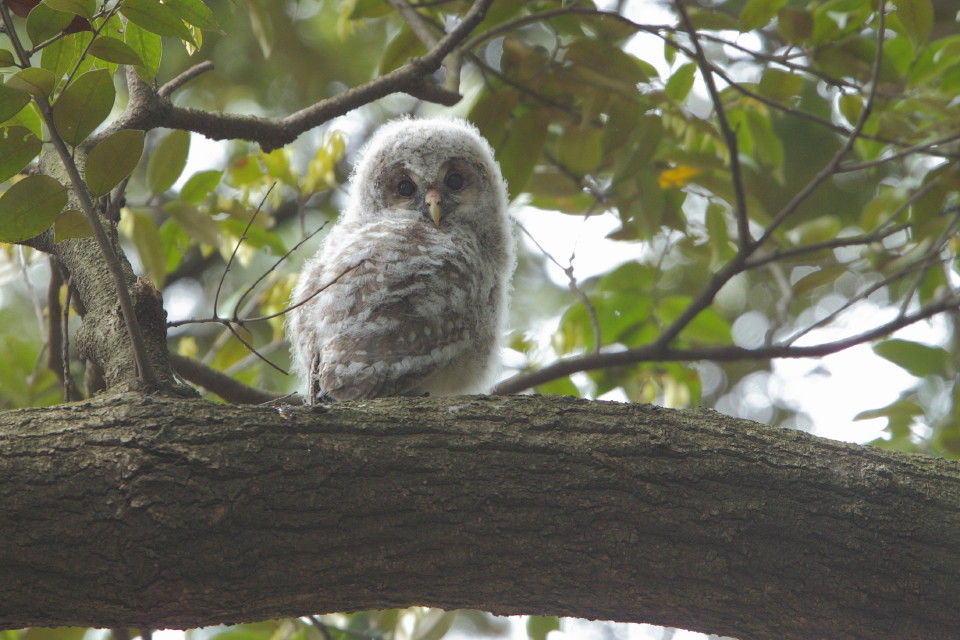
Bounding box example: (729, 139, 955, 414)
(0, 0, 959, 638)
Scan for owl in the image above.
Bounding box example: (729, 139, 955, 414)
(287, 117, 515, 403)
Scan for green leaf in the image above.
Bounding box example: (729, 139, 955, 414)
(758, 68, 803, 105)
(54, 208, 93, 242)
(0, 85, 33, 123)
(179, 169, 222, 203)
(739, 0, 788, 31)
(43, 0, 95, 19)
(777, 7, 813, 43)
(665, 62, 697, 102)
(147, 129, 191, 194)
(0, 50, 16, 67)
(6, 68, 56, 98)
(85, 129, 145, 196)
(88, 36, 145, 65)
(125, 209, 167, 287)
(557, 125, 603, 175)
(0, 175, 68, 243)
(527, 616, 560, 640)
(873, 339, 950, 378)
(378, 26, 425, 75)
(787, 215, 841, 245)
(26, 2, 74, 45)
(242, 0, 273, 57)
(41, 31, 90, 81)
(349, 0, 392, 19)
(52, 68, 116, 145)
(0, 126, 42, 183)
(220, 217, 286, 255)
(120, 0, 195, 44)
(892, 0, 932, 48)
(498, 109, 549, 200)
(124, 21, 162, 80)
(165, 201, 220, 245)
(164, 0, 220, 30)
(468, 90, 518, 149)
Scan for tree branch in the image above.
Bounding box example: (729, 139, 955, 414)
(493, 295, 959, 394)
(114, 0, 494, 151)
(2, 393, 960, 640)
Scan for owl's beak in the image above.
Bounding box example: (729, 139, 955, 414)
(425, 187, 442, 228)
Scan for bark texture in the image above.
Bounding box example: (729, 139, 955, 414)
(1, 393, 959, 639)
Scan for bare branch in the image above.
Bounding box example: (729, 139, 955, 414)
(170, 354, 286, 405)
(493, 296, 960, 395)
(115, 0, 494, 151)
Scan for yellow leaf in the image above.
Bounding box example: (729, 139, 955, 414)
(657, 165, 702, 189)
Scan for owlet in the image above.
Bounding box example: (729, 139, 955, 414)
(288, 117, 514, 402)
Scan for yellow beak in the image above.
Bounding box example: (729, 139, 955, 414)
(426, 187, 442, 228)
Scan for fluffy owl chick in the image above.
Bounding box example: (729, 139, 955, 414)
(288, 117, 514, 403)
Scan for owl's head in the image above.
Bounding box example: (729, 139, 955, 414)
(345, 117, 509, 237)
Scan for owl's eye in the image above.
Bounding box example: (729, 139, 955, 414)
(397, 180, 417, 197)
(444, 172, 464, 191)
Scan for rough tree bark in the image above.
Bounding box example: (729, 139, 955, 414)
(2, 392, 959, 639)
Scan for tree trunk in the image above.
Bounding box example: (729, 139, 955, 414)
(2, 393, 958, 639)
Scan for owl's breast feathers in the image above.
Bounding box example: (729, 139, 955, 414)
(300, 220, 491, 401)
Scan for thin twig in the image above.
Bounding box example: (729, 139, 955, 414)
(231, 220, 328, 322)
(213, 185, 275, 318)
(675, 0, 750, 248)
(159, 61, 215, 98)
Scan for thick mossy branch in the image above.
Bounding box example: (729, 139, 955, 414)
(1, 394, 959, 639)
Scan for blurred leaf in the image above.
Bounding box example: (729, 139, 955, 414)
(498, 109, 549, 200)
(536, 376, 580, 398)
(379, 26, 425, 74)
(85, 129, 145, 196)
(220, 217, 286, 255)
(758, 69, 803, 105)
(349, 0, 392, 19)
(565, 39, 651, 94)
(124, 209, 167, 286)
(164, 0, 221, 30)
(147, 129, 191, 194)
(527, 616, 560, 640)
(54, 208, 92, 242)
(557, 126, 603, 175)
(180, 169, 223, 203)
(657, 165, 702, 189)
(0, 50, 15, 67)
(740, 0, 788, 31)
(892, 0, 933, 48)
(121, 0, 195, 45)
(166, 201, 220, 246)
(469, 89, 518, 149)
(243, 0, 273, 57)
(787, 215, 841, 245)
(873, 339, 950, 378)
(0, 175, 67, 243)
(89, 35, 145, 65)
(52, 68, 115, 145)
(777, 7, 813, 43)
(664, 62, 696, 102)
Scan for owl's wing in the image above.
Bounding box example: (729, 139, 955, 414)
(310, 246, 478, 402)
